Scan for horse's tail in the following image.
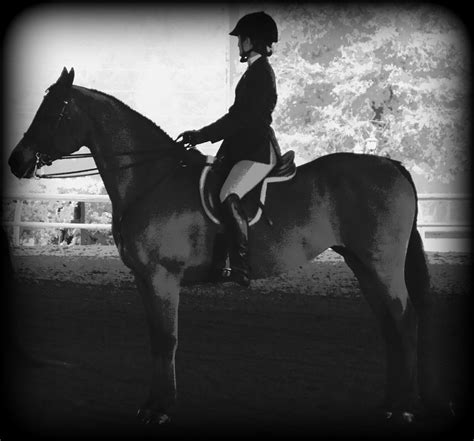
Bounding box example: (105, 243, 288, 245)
(391, 160, 431, 309)
(392, 160, 439, 407)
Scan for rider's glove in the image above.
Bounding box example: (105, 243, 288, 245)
(177, 130, 206, 146)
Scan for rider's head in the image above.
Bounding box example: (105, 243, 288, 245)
(230, 11, 278, 62)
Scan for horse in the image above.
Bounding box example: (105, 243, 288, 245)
(8, 68, 447, 425)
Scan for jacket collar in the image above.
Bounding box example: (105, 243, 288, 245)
(247, 53, 262, 67)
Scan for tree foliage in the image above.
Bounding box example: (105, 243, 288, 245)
(263, 3, 469, 182)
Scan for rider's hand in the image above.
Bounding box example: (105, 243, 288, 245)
(176, 130, 205, 146)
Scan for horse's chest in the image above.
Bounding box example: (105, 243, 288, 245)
(119, 212, 208, 273)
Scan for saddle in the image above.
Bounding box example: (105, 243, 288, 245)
(200, 151, 297, 226)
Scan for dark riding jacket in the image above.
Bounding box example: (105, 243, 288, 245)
(199, 56, 282, 165)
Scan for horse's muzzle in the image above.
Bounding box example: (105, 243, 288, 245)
(8, 142, 37, 178)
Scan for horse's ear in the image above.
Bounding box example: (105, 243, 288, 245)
(68, 68, 75, 85)
(58, 67, 68, 83)
(57, 67, 74, 87)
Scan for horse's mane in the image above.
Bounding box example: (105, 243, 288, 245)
(74, 85, 177, 146)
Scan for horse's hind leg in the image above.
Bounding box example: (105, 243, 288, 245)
(134, 265, 181, 424)
(337, 248, 418, 419)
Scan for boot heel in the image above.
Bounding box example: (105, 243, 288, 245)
(230, 268, 250, 287)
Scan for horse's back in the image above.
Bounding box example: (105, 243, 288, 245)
(307, 152, 408, 182)
(299, 152, 416, 204)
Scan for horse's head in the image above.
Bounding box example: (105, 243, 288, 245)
(9, 67, 85, 178)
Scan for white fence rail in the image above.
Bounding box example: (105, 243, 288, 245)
(3, 193, 111, 246)
(417, 194, 471, 229)
(2, 192, 471, 251)
(416, 193, 470, 252)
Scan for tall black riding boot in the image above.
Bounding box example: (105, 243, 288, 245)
(207, 231, 230, 282)
(221, 193, 250, 287)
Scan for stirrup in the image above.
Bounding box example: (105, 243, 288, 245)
(206, 267, 231, 283)
(222, 267, 232, 278)
(211, 267, 250, 287)
(226, 267, 250, 287)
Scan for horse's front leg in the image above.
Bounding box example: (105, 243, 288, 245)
(134, 264, 181, 424)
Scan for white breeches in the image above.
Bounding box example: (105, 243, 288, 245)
(219, 147, 277, 202)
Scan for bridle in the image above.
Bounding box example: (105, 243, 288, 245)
(31, 98, 192, 179)
(27, 97, 91, 178)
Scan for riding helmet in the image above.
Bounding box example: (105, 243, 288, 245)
(229, 11, 278, 44)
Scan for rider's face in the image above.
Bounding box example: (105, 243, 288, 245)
(238, 36, 252, 56)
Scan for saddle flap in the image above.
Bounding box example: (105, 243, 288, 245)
(201, 170, 264, 224)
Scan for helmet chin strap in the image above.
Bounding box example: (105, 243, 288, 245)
(239, 48, 251, 63)
(240, 47, 260, 63)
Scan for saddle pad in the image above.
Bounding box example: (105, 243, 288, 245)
(200, 156, 296, 226)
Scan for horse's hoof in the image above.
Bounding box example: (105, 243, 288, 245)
(136, 408, 171, 425)
(401, 411, 415, 424)
(384, 410, 416, 424)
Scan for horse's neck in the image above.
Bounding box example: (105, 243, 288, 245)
(74, 87, 177, 217)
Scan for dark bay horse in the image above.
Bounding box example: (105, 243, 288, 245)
(8, 68, 445, 424)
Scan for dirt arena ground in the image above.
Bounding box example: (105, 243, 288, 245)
(3, 246, 472, 439)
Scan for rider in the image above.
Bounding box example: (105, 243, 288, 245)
(178, 11, 281, 286)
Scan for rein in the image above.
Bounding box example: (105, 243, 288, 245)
(34, 145, 191, 179)
(34, 152, 99, 178)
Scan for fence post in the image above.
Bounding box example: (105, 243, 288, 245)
(75, 201, 87, 244)
(13, 200, 22, 246)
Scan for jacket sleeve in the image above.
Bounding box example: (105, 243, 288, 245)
(199, 64, 276, 143)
